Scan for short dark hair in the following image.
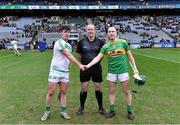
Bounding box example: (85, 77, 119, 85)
(106, 25, 117, 33)
(108, 25, 117, 30)
(59, 25, 71, 32)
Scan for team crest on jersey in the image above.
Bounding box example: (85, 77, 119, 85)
(107, 48, 126, 56)
(64, 44, 71, 52)
(65, 44, 70, 49)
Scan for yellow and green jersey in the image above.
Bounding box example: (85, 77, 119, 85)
(100, 39, 129, 74)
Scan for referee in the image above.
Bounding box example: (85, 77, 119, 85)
(76, 24, 106, 116)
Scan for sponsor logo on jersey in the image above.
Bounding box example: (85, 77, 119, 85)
(107, 48, 126, 56)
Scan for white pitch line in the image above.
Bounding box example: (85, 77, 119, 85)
(133, 52, 180, 64)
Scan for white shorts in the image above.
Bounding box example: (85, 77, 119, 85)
(107, 72, 130, 83)
(48, 71, 69, 83)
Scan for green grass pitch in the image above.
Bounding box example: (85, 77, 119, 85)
(0, 48, 180, 124)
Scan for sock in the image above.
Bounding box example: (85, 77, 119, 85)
(110, 104, 115, 112)
(46, 106, 50, 112)
(61, 107, 67, 112)
(127, 105, 132, 113)
(80, 91, 87, 108)
(95, 91, 103, 109)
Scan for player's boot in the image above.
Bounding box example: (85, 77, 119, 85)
(40, 111, 50, 121)
(76, 107, 84, 116)
(127, 112, 135, 120)
(99, 108, 107, 115)
(60, 112, 71, 120)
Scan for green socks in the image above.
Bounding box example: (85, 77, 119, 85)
(127, 105, 132, 113)
(110, 104, 115, 112)
(109, 104, 132, 113)
(61, 107, 67, 112)
(46, 106, 50, 112)
(45, 106, 67, 113)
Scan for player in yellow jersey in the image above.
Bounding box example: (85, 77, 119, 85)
(86, 26, 140, 120)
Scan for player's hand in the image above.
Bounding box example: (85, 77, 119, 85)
(79, 64, 85, 71)
(133, 68, 139, 76)
(84, 64, 90, 70)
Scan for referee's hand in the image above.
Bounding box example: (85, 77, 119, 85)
(79, 64, 85, 71)
(84, 65, 90, 70)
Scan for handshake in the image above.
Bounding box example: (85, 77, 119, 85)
(79, 64, 90, 71)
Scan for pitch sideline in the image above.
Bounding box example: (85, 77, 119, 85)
(133, 52, 180, 64)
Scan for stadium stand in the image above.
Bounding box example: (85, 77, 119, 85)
(0, 0, 179, 49)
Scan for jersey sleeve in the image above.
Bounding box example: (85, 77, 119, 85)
(76, 40, 82, 54)
(123, 40, 129, 52)
(100, 44, 107, 55)
(57, 39, 65, 51)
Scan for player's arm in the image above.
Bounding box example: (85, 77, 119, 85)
(77, 53, 82, 62)
(86, 53, 104, 69)
(62, 49, 84, 70)
(127, 50, 139, 75)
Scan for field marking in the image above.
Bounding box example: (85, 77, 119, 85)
(133, 52, 180, 64)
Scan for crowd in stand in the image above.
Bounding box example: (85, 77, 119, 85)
(0, 15, 179, 50)
(153, 16, 180, 39)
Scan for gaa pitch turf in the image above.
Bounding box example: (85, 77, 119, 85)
(0, 48, 180, 124)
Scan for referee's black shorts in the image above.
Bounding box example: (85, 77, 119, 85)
(80, 65, 103, 83)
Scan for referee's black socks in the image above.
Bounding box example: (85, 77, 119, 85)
(80, 91, 87, 108)
(95, 91, 103, 109)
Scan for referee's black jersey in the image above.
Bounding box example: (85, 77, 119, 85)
(76, 37, 105, 65)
